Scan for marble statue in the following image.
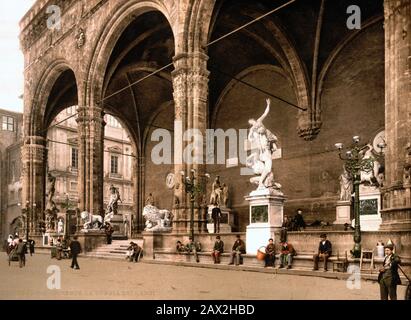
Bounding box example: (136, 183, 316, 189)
(142, 205, 173, 231)
(209, 176, 222, 206)
(106, 185, 121, 216)
(359, 144, 380, 186)
(81, 211, 103, 230)
(57, 219, 64, 234)
(339, 167, 353, 201)
(222, 183, 229, 207)
(46, 173, 57, 210)
(145, 193, 155, 206)
(246, 99, 280, 191)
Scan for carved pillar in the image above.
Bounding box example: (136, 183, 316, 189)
(76, 106, 105, 216)
(380, 0, 411, 230)
(172, 52, 210, 234)
(21, 136, 47, 235)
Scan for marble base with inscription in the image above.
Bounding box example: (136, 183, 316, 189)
(245, 189, 286, 254)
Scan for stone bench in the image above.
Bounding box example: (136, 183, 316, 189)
(153, 250, 387, 272)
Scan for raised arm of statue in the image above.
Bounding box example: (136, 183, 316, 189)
(256, 99, 270, 124)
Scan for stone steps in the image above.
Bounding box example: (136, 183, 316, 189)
(85, 239, 143, 260)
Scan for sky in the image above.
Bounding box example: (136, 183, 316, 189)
(0, 0, 36, 113)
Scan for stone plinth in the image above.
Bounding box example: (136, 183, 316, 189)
(207, 206, 235, 233)
(355, 185, 382, 231)
(77, 230, 106, 253)
(110, 214, 126, 238)
(334, 200, 352, 226)
(245, 189, 286, 254)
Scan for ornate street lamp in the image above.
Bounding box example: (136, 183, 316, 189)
(335, 136, 375, 258)
(180, 169, 210, 241)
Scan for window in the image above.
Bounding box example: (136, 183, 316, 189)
(106, 115, 122, 128)
(111, 155, 119, 174)
(66, 106, 78, 115)
(71, 148, 79, 169)
(2, 116, 15, 131)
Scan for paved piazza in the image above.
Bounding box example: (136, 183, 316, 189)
(0, 253, 406, 300)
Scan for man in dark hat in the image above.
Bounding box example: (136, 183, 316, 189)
(69, 235, 82, 270)
(378, 244, 401, 300)
(313, 233, 332, 271)
(229, 235, 246, 266)
(211, 236, 224, 264)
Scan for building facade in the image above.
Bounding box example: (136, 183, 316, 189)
(1, 106, 134, 240)
(17, 0, 410, 238)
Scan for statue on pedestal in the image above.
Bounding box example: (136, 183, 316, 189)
(57, 218, 64, 234)
(222, 183, 229, 207)
(105, 185, 121, 223)
(246, 99, 281, 191)
(209, 176, 222, 206)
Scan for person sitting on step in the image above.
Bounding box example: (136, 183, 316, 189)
(279, 240, 296, 269)
(228, 235, 246, 266)
(186, 237, 201, 263)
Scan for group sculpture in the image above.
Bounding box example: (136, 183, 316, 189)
(246, 99, 281, 193)
(45, 173, 59, 232)
(209, 176, 229, 207)
(104, 184, 122, 223)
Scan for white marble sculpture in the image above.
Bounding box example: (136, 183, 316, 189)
(359, 144, 381, 186)
(142, 205, 173, 231)
(209, 176, 223, 206)
(339, 167, 353, 201)
(246, 99, 281, 193)
(81, 211, 103, 230)
(57, 219, 64, 234)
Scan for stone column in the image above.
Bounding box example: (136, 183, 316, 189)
(76, 106, 105, 216)
(21, 136, 47, 235)
(171, 52, 210, 234)
(380, 0, 411, 230)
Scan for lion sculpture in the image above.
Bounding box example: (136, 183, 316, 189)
(80, 211, 103, 230)
(142, 205, 173, 231)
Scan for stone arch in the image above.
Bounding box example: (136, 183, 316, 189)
(85, 0, 174, 107)
(179, 0, 216, 53)
(27, 59, 79, 137)
(211, 65, 295, 129)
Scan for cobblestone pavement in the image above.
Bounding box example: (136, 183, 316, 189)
(0, 253, 406, 300)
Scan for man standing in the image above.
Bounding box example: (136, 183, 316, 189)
(69, 235, 82, 270)
(211, 236, 224, 264)
(293, 209, 306, 231)
(16, 239, 26, 268)
(313, 234, 332, 271)
(104, 222, 114, 244)
(378, 244, 401, 300)
(211, 206, 222, 233)
(229, 235, 246, 266)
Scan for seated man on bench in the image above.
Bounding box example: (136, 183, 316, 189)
(313, 233, 332, 271)
(229, 235, 246, 266)
(186, 237, 201, 263)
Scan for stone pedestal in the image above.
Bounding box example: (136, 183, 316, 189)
(77, 230, 106, 253)
(142, 231, 155, 260)
(207, 206, 235, 233)
(245, 189, 286, 254)
(110, 214, 126, 238)
(334, 200, 352, 226)
(354, 185, 382, 231)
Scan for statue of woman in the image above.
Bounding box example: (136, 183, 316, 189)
(339, 168, 353, 201)
(246, 99, 278, 189)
